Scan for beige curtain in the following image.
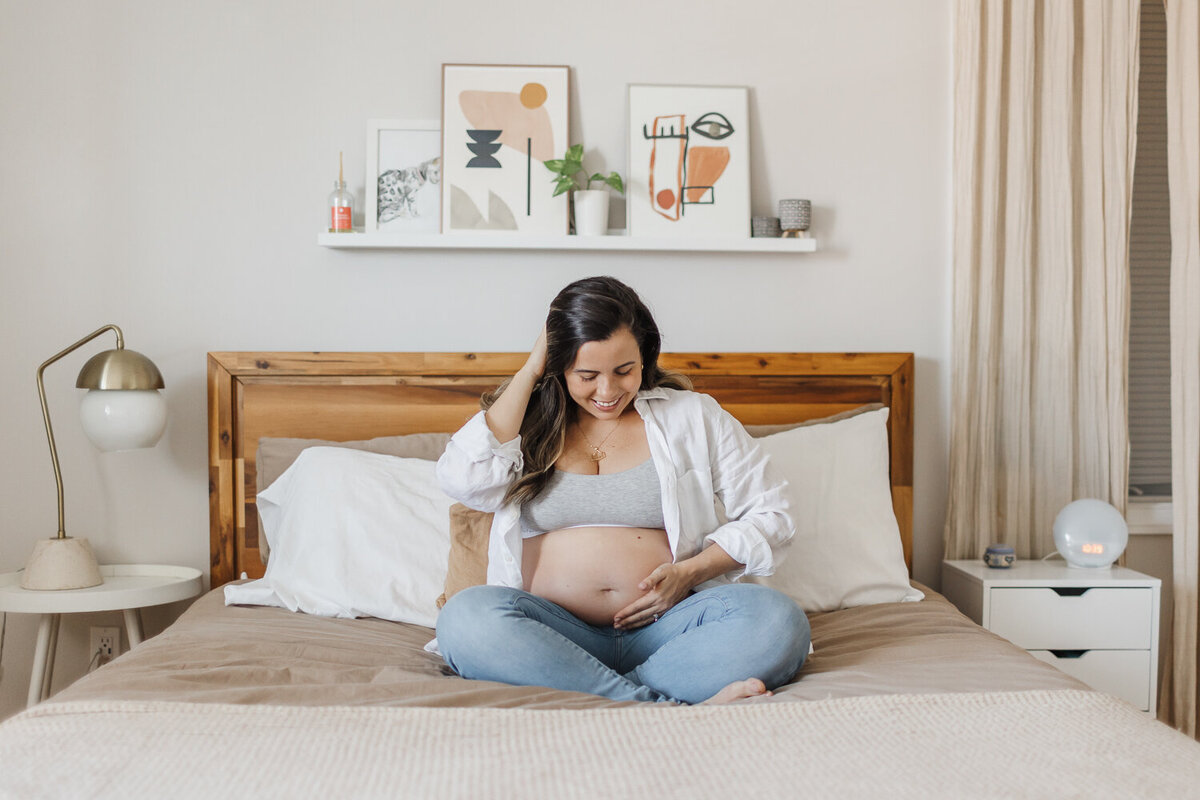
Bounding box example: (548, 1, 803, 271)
(1162, 0, 1200, 736)
(946, 0, 1139, 560)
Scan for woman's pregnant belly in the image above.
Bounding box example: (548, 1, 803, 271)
(522, 527, 672, 627)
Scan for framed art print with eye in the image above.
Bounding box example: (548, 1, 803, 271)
(627, 85, 751, 239)
(366, 119, 442, 234)
(440, 64, 570, 235)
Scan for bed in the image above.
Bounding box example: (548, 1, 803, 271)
(0, 350, 1197, 798)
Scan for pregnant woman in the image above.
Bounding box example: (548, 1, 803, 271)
(435, 276, 809, 704)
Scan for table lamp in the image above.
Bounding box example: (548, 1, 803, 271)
(21, 324, 167, 591)
(1052, 498, 1129, 569)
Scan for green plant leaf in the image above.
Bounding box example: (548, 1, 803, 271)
(565, 144, 584, 161)
(544, 159, 566, 174)
(552, 176, 575, 196)
(606, 172, 625, 194)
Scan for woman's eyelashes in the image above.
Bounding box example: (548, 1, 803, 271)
(579, 369, 632, 382)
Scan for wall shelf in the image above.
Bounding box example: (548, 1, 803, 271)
(317, 232, 817, 254)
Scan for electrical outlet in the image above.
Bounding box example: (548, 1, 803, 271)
(89, 626, 120, 664)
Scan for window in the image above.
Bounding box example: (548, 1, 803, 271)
(1128, 0, 1171, 499)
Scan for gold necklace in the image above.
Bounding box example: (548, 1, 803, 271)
(577, 415, 623, 462)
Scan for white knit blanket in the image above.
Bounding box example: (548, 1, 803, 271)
(1, 690, 1197, 799)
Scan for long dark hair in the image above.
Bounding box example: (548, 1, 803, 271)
(482, 276, 691, 505)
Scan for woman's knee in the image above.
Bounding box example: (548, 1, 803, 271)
(725, 584, 811, 674)
(436, 585, 516, 647)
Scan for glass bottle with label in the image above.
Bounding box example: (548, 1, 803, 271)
(328, 152, 354, 233)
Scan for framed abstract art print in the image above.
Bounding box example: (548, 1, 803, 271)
(440, 64, 570, 234)
(627, 84, 750, 238)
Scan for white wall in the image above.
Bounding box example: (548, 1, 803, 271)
(0, 0, 952, 719)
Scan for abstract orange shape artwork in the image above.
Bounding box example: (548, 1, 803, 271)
(684, 147, 730, 203)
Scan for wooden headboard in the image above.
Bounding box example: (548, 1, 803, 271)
(207, 352, 914, 588)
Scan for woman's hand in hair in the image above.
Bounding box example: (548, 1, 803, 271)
(485, 326, 549, 443)
(522, 325, 548, 380)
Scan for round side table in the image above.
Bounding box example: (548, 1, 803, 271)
(0, 564, 203, 707)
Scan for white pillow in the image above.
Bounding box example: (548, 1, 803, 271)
(223, 447, 452, 627)
(755, 407, 923, 612)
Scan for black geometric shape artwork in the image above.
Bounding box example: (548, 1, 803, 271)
(466, 129, 503, 168)
(690, 112, 734, 140)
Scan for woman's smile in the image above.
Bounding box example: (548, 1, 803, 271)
(566, 327, 643, 420)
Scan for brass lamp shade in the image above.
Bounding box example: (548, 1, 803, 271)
(76, 348, 164, 391)
(21, 325, 167, 591)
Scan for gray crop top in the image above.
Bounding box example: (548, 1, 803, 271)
(519, 458, 665, 537)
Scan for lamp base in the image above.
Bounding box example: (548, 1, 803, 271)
(21, 537, 103, 590)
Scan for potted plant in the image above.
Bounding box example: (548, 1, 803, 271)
(545, 144, 625, 236)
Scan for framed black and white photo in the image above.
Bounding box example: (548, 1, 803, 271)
(365, 119, 441, 234)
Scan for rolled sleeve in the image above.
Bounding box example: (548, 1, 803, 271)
(436, 411, 524, 513)
(704, 521, 776, 577)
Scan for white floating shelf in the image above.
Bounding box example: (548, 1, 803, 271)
(317, 231, 816, 254)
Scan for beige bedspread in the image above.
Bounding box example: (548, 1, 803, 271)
(4, 690, 1199, 799)
(48, 583, 1083, 709)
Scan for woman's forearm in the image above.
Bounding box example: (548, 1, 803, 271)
(678, 543, 741, 587)
(484, 366, 540, 443)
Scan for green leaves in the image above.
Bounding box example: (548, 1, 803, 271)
(589, 171, 624, 194)
(551, 176, 576, 197)
(544, 145, 623, 196)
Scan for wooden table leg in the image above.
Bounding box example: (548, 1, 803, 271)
(27, 614, 58, 708)
(123, 608, 143, 648)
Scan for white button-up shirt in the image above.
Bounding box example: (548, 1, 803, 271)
(435, 387, 794, 591)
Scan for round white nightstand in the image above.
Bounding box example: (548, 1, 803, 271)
(0, 564, 203, 707)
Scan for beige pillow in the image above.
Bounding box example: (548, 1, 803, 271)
(436, 504, 493, 608)
(743, 403, 884, 438)
(255, 432, 452, 562)
(432, 404, 885, 608)
(753, 407, 923, 611)
(256, 433, 452, 493)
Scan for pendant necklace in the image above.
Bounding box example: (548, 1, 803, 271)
(578, 415, 623, 462)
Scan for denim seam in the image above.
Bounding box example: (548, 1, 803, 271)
(510, 595, 611, 637)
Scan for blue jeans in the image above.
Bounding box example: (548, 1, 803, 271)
(435, 583, 810, 704)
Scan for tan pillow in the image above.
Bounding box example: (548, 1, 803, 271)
(431, 404, 884, 608)
(256, 433, 452, 493)
(255, 432, 452, 563)
(743, 403, 884, 438)
(436, 504, 493, 608)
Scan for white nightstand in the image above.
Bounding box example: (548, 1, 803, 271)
(0, 564, 203, 707)
(942, 559, 1160, 712)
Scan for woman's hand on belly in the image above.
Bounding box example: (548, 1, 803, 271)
(611, 562, 696, 630)
(522, 527, 673, 627)
(612, 543, 744, 630)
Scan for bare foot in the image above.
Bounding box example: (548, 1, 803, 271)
(702, 678, 773, 705)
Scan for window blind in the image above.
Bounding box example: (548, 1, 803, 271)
(1128, 0, 1172, 496)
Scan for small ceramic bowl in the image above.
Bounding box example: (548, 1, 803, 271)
(983, 544, 1016, 569)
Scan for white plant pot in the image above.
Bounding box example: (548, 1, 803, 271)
(573, 190, 609, 236)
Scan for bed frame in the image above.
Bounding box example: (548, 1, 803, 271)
(207, 352, 914, 588)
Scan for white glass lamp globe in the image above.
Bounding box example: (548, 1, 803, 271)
(79, 389, 168, 451)
(1052, 499, 1129, 568)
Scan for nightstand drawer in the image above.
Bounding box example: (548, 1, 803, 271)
(988, 587, 1152, 650)
(1028, 649, 1151, 711)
